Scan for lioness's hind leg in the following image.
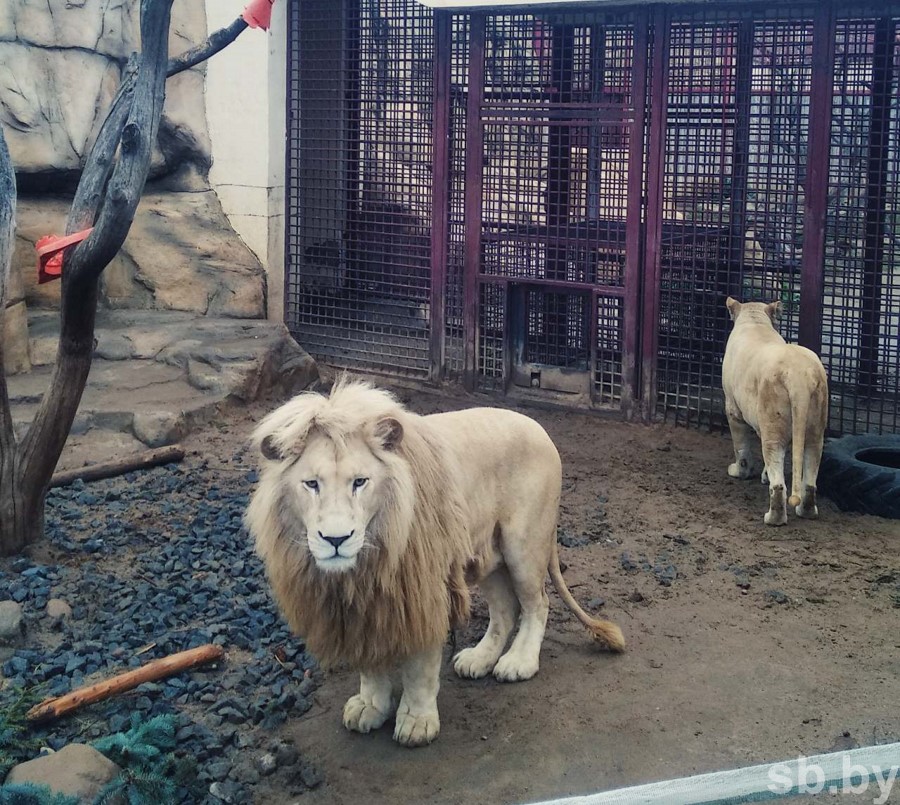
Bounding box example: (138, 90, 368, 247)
(796, 485, 818, 519)
(726, 408, 757, 480)
(796, 436, 824, 519)
(493, 528, 551, 683)
(761, 438, 788, 526)
(453, 568, 519, 679)
(394, 645, 442, 748)
(343, 671, 395, 735)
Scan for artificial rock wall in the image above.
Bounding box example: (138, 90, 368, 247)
(1, 0, 267, 373)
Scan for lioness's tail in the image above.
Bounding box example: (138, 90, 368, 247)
(549, 542, 625, 652)
(789, 389, 810, 507)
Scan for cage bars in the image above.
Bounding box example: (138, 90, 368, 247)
(285, 0, 900, 436)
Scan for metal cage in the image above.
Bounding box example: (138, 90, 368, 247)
(285, 0, 900, 435)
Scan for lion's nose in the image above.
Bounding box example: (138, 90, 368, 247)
(319, 531, 354, 549)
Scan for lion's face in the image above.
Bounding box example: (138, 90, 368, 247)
(276, 430, 392, 573)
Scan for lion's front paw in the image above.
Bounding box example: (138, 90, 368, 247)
(453, 647, 496, 679)
(343, 694, 391, 734)
(492, 652, 539, 682)
(393, 709, 440, 748)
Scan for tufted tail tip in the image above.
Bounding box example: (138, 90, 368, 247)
(591, 621, 625, 653)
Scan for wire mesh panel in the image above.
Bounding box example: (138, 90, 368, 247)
(652, 2, 900, 434)
(596, 295, 624, 403)
(285, 0, 433, 377)
(742, 18, 812, 344)
(655, 17, 740, 426)
(655, 7, 815, 428)
(478, 282, 506, 391)
(444, 14, 469, 380)
(523, 290, 591, 366)
(822, 8, 900, 434)
(463, 10, 643, 402)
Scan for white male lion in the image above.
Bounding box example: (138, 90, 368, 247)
(244, 380, 624, 748)
(722, 298, 829, 526)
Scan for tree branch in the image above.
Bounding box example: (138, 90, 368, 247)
(167, 17, 249, 78)
(50, 444, 185, 488)
(66, 56, 140, 236)
(27, 644, 224, 723)
(0, 126, 16, 448)
(71, 4, 173, 285)
(57, 13, 253, 247)
(0, 128, 14, 307)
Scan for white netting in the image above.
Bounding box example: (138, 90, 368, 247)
(525, 743, 900, 805)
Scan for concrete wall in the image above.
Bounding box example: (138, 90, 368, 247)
(204, 0, 287, 322)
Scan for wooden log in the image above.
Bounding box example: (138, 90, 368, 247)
(26, 644, 225, 723)
(49, 444, 186, 489)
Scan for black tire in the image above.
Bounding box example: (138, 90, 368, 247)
(817, 434, 900, 519)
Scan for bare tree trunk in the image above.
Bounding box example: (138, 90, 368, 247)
(0, 481, 44, 556)
(0, 0, 257, 556)
(0, 102, 35, 554)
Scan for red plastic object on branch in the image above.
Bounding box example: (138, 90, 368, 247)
(35, 228, 93, 284)
(242, 0, 275, 30)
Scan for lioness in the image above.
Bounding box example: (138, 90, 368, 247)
(245, 380, 624, 747)
(722, 297, 829, 525)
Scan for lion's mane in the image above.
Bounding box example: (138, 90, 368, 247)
(245, 380, 473, 671)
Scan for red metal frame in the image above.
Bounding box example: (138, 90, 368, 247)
(799, 4, 835, 354)
(430, 10, 452, 381)
(457, 10, 648, 405)
(640, 7, 670, 418)
(621, 9, 650, 416)
(728, 20, 753, 279)
(462, 12, 486, 391)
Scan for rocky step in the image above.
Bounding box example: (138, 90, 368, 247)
(7, 309, 318, 461)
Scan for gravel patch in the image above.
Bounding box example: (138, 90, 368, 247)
(0, 451, 322, 803)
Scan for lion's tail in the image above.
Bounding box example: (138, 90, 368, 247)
(789, 389, 809, 508)
(549, 541, 625, 652)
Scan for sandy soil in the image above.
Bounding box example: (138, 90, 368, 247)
(244, 381, 900, 805)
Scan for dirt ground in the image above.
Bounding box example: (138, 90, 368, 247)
(50, 376, 900, 803)
(204, 379, 897, 805)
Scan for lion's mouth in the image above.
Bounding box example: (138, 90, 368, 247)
(316, 554, 358, 573)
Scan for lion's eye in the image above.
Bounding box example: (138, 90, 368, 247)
(304, 480, 319, 492)
(352, 478, 368, 491)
